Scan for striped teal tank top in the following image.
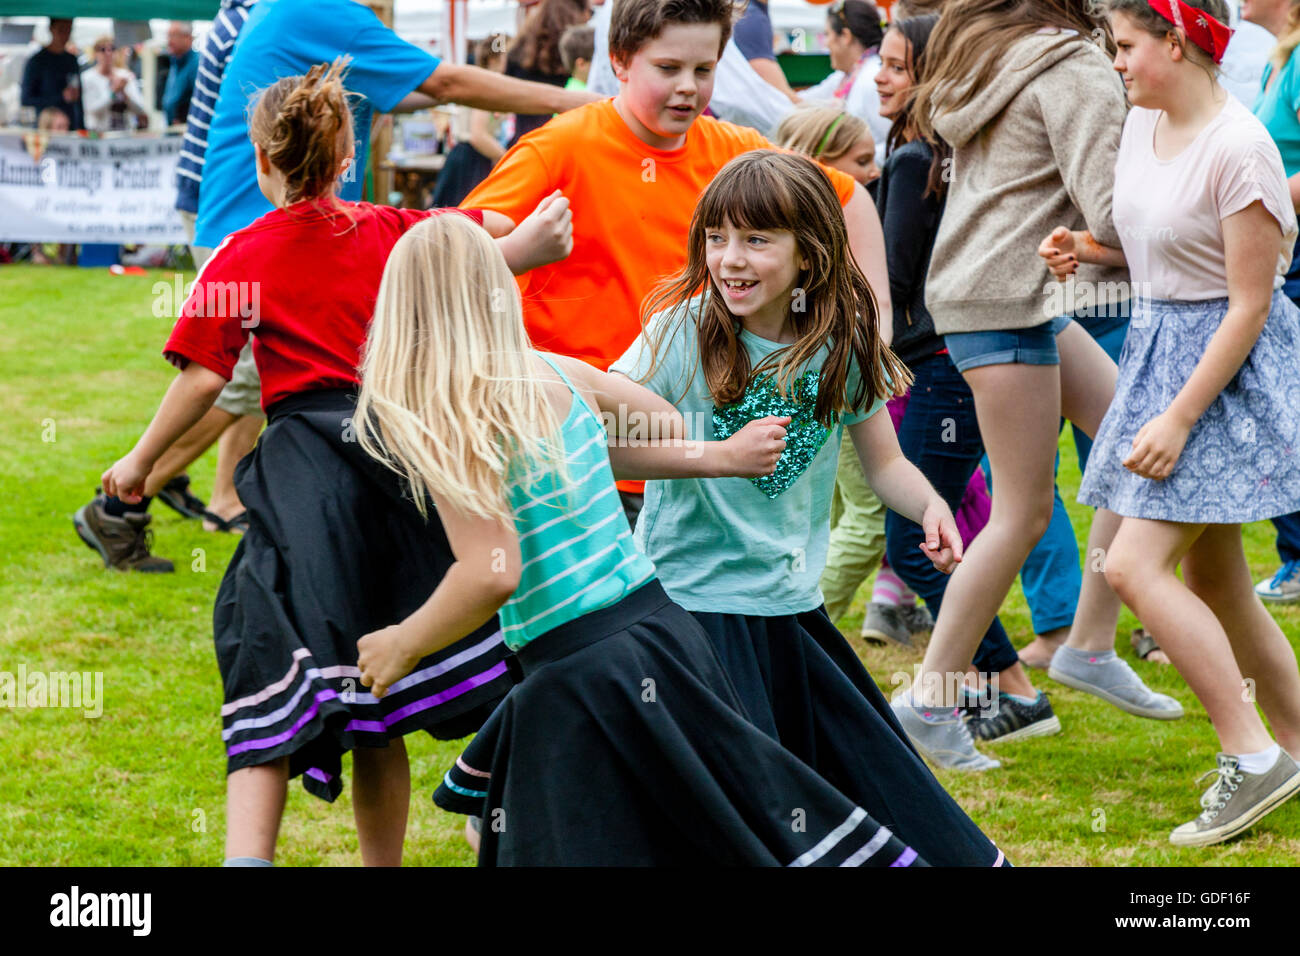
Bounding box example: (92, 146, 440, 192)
(498, 353, 657, 651)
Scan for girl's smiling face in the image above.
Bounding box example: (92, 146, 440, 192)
(1110, 11, 1175, 108)
(706, 219, 808, 335)
(825, 132, 879, 186)
(874, 28, 913, 119)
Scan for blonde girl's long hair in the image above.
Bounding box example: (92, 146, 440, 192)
(640, 150, 911, 427)
(1271, 1, 1300, 73)
(356, 213, 568, 526)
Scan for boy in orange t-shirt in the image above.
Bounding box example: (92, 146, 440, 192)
(470, 0, 891, 503)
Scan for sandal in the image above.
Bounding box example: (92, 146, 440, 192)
(1130, 628, 1170, 665)
(202, 510, 250, 534)
(157, 474, 208, 520)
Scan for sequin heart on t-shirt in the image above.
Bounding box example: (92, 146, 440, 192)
(712, 369, 832, 499)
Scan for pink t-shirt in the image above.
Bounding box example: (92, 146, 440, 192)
(1113, 96, 1297, 301)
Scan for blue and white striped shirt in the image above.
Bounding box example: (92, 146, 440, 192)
(175, 0, 258, 213)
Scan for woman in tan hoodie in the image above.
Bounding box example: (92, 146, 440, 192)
(888, 0, 1181, 768)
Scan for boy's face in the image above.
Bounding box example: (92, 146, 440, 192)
(613, 23, 722, 148)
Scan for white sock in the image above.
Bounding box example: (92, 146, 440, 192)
(1235, 743, 1280, 775)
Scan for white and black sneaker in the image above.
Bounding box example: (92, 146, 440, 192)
(964, 690, 1062, 744)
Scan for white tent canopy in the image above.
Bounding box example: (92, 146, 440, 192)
(392, 0, 835, 52)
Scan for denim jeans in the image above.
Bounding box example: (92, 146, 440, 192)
(884, 353, 1020, 675)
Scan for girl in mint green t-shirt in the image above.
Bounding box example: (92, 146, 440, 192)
(610, 150, 1007, 867)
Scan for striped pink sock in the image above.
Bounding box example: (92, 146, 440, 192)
(872, 567, 916, 607)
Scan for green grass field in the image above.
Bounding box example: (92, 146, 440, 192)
(2, 263, 1299, 866)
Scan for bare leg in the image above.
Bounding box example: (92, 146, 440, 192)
(994, 661, 1037, 699)
(916, 363, 1060, 705)
(143, 405, 237, 497)
(1063, 506, 1125, 652)
(1053, 322, 1128, 653)
(1183, 524, 1300, 757)
(464, 817, 481, 855)
(225, 758, 289, 862)
(1019, 625, 1068, 669)
(352, 740, 410, 867)
(207, 414, 263, 520)
(1107, 518, 1272, 754)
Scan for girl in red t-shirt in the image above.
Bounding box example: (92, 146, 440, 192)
(99, 60, 572, 866)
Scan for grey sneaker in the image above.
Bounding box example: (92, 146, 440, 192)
(890, 696, 1001, 771)
(898, 603, 934, 636)
(1255, 560, 1300, 603)
(1047, 646, 1182, 720)
(1170, 751, 1300, 847)
(862, 602, 914, 649)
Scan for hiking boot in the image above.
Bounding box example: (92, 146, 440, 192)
(156, 473, 207, 520)
(1170, 751, 1300, 847)
(862, 602, 914, 649)
(1047, 646, 1183, 720)
(74, 494, 174, 572)
(898, 603, 934, 636)
(890, 695, 1001, 771)
(966, 690, 1062, 743)
(1255, 560, 1300, 603)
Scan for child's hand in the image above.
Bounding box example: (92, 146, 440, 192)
(1124, 411, 1190, 480)
(720, 416, 790, 477)
(101, 451, 153, 503)
(501, 189, 573, 274)
(357, 622, 425, 700)
(1038, 226, 1079, 281)
(918, 496, 963, 574)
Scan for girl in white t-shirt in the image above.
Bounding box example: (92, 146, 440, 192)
(1041, 0, 1300, 847)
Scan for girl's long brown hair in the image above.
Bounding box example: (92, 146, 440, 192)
(639, 150, 910, 427)
(910, 0, 1109, 142)
(510, 0, 590, 76)
(882, 13, 951, 200)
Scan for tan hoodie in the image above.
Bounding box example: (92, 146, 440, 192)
(925, 31, 1130, 334)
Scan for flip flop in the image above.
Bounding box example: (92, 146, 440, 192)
(1130, 628, 1169, 665)
(202, 509, 250, 534)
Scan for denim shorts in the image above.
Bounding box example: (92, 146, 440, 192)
(942, 315, 1071, 372)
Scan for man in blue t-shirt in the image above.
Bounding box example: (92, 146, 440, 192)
(195, 0, 593, 248)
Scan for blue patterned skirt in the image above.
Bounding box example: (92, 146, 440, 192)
(1079, 291, 1300, 523)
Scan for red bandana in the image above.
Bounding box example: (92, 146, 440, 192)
(1147, 0, 1234, 65)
